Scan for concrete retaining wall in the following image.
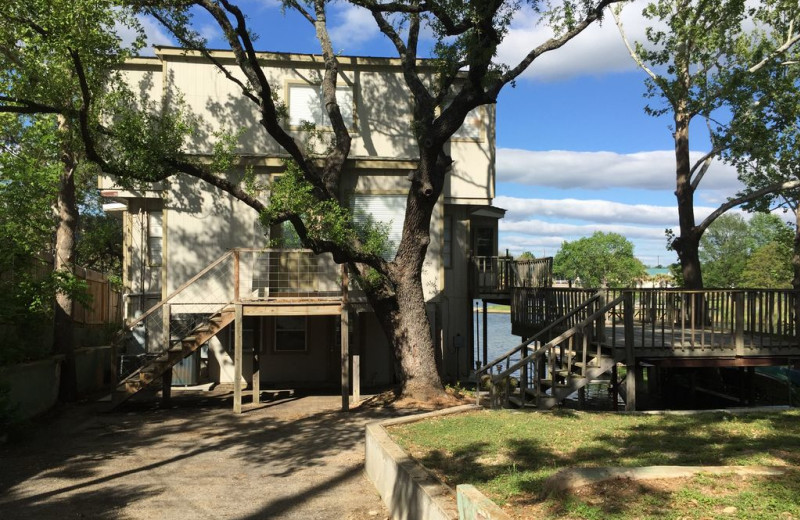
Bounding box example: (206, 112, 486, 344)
(0, 346, 113, 421)
(365, 404, 480, 520)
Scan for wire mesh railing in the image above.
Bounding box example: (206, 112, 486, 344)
(119, 248, 344, 363)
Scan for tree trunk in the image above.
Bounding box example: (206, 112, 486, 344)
(54, 155, 79, 403)
(673, 110, 704, 290)
(793, 205, 800, 291)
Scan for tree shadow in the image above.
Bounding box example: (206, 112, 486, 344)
(0, 392, 411, 519)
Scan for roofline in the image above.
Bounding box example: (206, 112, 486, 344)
(149, 45, 437, 68)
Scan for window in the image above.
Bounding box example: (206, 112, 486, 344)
(475, 227, 494, 258)
(452, 106, 483, 140)
(274, 316, 307, 352)
(351, 194, 407, 260)
(147, 211, 163, 266)
(288, 83, 354, 129)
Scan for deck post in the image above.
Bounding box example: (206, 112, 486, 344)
(353, 311, 361, 405)
(233, 249, 240, 302)
(734, 292, 745, 357)
(482, 300, 488, 367)
(234, 303, 243, 414)
(623, 291, 636, 411)
(341, 265, 350, 411)
(252, 342, 260, 406)
(161, 370, 172, 405)
(520, 339, 528, 406)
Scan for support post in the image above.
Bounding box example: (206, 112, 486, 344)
(623, 291, 636, 411)
(482, 300, 488, 367)
(352, 312, 360, 405)
(233, 249, 240, 302)
(234, 303, 243, 414)
(252, 345, 260, 406)
(734, 292, 745, 357)
(520, 339, 528, 406)
(161, 369, 172, 406)
(341, 265, 350, 411)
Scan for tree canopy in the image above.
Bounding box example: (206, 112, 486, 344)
(700, 212, 793, 288)
(613, 0, 800, 289)
(553, 232, 646, 288)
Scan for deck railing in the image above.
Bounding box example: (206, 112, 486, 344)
(121, 248, 343, 356)
(471, 256, 553, 295)
(511, 287, 800, 356)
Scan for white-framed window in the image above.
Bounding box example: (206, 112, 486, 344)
(147, 211, 163, 266)
(288, 83, 354, 129)
(440, 97, 484, 141)
(274, 316, 307, 352)
(351, 194, 407, 260)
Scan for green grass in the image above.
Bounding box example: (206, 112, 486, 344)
(388, 409, 800, 519)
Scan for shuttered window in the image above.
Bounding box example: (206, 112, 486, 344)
(351, 194, 406, 260)
(147, 211, 163, 266)
(288, 83, 354, 129)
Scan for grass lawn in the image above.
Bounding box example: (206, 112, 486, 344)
(388, 409, 800, 519)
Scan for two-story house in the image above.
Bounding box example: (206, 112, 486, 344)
(101, 46, 504, 410)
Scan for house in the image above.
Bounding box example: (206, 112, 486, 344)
(100, 47, 504, 410)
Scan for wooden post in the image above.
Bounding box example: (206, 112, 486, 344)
(252, 343, 260, 405)
(623, 291, 636, 411)
(352, 311, 361, 405)
(611, 363, 619, 412)
(482, 300, 488, 366)
(234, 303, 243, 414)
(161, 369, 172, 405)
(734, 292, 745, 357)
(341, 265, 350, 411)
(233, 249, 240, 302)
(520, 340, 528, 406)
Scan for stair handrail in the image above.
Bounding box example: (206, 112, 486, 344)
(484, 294, 624, 408)
(119, 249, 235, 333)
(490, 294, 624, 383)
(476, 292, 602, 377)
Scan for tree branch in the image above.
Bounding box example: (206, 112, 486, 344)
(749, 20, 800, 73)
(697, 179, 800, 235)
(495, 0, 623, 93)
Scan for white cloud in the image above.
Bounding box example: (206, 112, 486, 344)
(328, 4, 381, 51)
(495, 2, 655, 81)
(496, 196, 678, 225)
(497, 148, 744, 194)
(115, 15, 173, 56)
(500, 219, 666, 240)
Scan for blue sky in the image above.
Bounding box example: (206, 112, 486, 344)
(131, 0, 751, 267)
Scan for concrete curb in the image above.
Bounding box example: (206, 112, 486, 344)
(544, 465, 787, 494)
(365, 404, 481, 520)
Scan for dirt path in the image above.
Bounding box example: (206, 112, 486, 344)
(0, 389, 404, 519)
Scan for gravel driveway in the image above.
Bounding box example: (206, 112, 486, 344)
(0, 388, 400, 519)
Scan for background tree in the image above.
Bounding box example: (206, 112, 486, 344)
(613, 0, 800, 289)
(129, 0, 623, 400)
(553, 232, 646, 288)
(700, 212, 793, 288)
(517, 251, 536, 260)
(0, 0, 182, 398)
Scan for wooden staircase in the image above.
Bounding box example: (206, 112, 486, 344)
(509, 350, 617, 409)
(477, 293, 627, 410)
(107, 308, 235, 409)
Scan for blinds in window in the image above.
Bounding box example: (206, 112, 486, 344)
(288, 84, 354, 128)
(351, 194, 407, 259)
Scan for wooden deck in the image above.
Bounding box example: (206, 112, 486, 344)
(512, 287, 800, 363)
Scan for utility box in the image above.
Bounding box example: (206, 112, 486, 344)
(172, 351, 199, 386)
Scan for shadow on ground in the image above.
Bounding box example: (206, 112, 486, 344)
(0, 388, 412, 519)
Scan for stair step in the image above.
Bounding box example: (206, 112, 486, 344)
(182, 336, 197, 343)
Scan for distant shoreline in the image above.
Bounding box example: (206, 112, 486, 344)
(478, 307, 511, 314)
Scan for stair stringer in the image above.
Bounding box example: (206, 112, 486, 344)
(106, 309, 235, 409)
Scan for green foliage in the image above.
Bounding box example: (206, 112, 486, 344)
(517, 251, 535, 260)
(553, 232, 646, 288)
(701, 213, 793, 288)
